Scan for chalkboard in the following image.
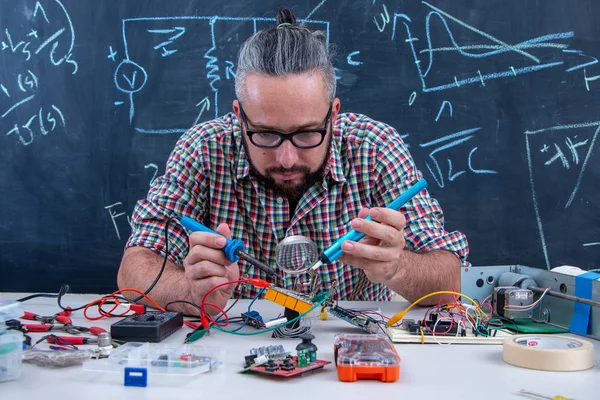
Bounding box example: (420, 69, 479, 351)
(1, 0, 599, 293)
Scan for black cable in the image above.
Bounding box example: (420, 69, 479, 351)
(56, 284, 129, 312)
(128, 217, 176, 303)
(56, 217, 178, 312)
(15, 293, 58, 302)
(165, 300, 201, 313)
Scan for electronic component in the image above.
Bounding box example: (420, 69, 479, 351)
(248, 345, 289, 360)
(493, 286, 534, 320)
(111, 311, 183, 342)
(329, 305, 379, 333)
(333, 333, 400, 382)
(242, 355, 330, 378)
(242, 339, 329, 378)
(241, 311, 265, 329)
(264, 317, 288, 328)
(295, 334, 317, 367)
(405, 312, 464, 336)
(264, 287, 313, 313)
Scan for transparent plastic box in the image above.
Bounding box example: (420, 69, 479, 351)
(333, 333, 401, 382)
(83, 342, 224, 376)
(0, 301, 23, 383)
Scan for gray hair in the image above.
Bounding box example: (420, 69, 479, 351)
(234, 8, 336, 102)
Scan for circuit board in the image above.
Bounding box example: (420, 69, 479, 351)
(329, 305, 379, 333)
(243, 356, 330, 378)
(386, 318, 513, 344)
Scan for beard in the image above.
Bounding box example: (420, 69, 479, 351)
(242, 134, 332, 203)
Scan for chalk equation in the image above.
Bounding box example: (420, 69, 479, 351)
(1, 0, 77, 146)
(106, 163, 159, 240)
(98, 1, 600, 274)
(389, 1, 598, 92)
(525, 121, 600, 268)
(358, 1, 599, 268)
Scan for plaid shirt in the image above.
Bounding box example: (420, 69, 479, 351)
(126, 112, 470, 301)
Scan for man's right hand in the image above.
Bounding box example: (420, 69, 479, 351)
(183, 223, 240, 316)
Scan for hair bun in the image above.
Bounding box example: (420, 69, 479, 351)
(276, 8, 297, 26)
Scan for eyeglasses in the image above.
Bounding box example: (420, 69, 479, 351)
(238, 103, 332, 149)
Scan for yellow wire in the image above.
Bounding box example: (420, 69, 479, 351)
(386, 290, 488, 327)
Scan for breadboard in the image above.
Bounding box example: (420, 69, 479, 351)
(386, 326, 513, 345)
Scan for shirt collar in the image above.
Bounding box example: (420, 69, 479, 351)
(233, 114, 250, 180)
(233, 112, 346, 185)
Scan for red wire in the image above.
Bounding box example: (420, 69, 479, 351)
(200, 279, 255, 328)
(83, 288, 166, 320)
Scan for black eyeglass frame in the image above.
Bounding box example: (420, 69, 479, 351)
(238, 103, 333, 149)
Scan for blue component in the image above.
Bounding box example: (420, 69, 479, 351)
(180, 216, 245, 263)
(322, 178, 428, 263)
(569, 272, 600, 335)
(124, 367, 148, 387)
(241, 310, 265, 329)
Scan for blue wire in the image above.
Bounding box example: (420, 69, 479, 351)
(248, 288, 265, 312)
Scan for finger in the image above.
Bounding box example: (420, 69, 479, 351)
(357, 208, 370, 219)
(367, 208, 406, 231)
(349, 217, 403, 246)
(185, 260, 229, 281)
(358, 236, 379, 246)
(189, 231, 228, 250)
(185, 241, 231, 267)
(341, 239, 397, 262)
(215, 223, 233, 240)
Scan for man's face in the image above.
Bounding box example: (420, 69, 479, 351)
(234, 72, 340, 201)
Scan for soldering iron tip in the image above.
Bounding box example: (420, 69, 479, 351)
(310, 261, 323, 271)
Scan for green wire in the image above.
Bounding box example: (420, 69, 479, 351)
(186, 292, 329, 342)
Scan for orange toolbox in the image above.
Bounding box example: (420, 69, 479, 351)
(333, 333, 400, 382)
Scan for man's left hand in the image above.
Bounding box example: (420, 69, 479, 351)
(338, 207, 407, 283)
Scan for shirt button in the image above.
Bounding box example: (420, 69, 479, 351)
(276, 197, 284, 204)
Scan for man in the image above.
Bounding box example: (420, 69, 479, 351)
(117, 8, 469, 315)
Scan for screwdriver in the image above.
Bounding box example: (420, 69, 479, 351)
(46, 335, 100, 345)
(518, 389, 572, 400)
(180, 216, 277, 277)
(308, 178, 428, 272)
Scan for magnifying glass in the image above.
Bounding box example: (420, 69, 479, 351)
(275, 235, 319, 275)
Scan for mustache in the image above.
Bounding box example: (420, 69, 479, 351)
(265, 165, 310, 175)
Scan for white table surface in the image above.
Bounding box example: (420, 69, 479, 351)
(1, 293, 597, 399)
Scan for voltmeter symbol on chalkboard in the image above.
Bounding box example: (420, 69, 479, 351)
(114, 60, 148, 94)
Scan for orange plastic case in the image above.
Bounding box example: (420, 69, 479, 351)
(333, 333, 400, 382)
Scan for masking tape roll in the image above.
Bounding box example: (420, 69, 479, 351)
(503, 335, 595, 371)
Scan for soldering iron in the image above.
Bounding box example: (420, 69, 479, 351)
(180, 216, 278, 278)
(307, 178, 428, 272)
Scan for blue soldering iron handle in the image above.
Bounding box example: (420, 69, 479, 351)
(321, 178, 428, 264)
(180, 216, 244, 263)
